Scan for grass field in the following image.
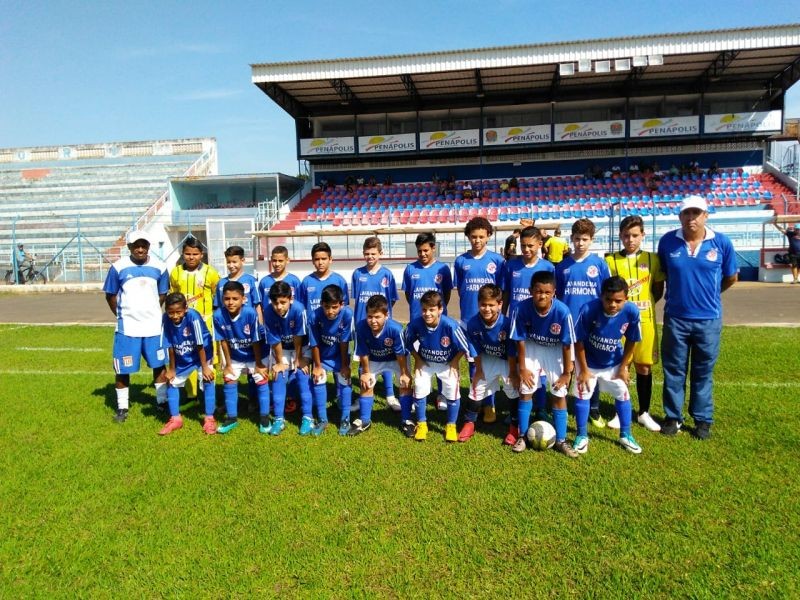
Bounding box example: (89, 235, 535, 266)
(1, 323, 799, 598)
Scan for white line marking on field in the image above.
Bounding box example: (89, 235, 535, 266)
(653, 380, 798, 389)
(0, 325, 31, 332)
(15, 346, 104, 352)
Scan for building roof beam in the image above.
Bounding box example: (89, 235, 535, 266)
(697, 50, 740, 91)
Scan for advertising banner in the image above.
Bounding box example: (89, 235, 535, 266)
(299, 137, 355, 156)
(554, 120, 625, 142)
(419, 129, 480, 150)
(704, 111, 782, 134)
(629, 116, 700, 138)
(358, 133, 417, 154)
(483, 125, 551, 146)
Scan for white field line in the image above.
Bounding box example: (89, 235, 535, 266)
(15, 347, 104, 352)
(0, 325, 30, 332)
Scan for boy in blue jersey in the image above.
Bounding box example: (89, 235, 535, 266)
(258, 245, 301, 302)
(402, 232, 453, 323)
(352, 294, 412, 436)
(404, 291, 471, 442)
(453, 217, 505, 419)
(307, 285, 354, 436)
(298, 242, 350, 312)
(160, 293, 217, 436)
(262, 280, 312, 436)
(460, 284, 519, 442)
(509, 271, 578, 457)
(213, 280, 270, 434)
(555, 218, 611, 427)
(103, 230, 169, 423)
(351, 236, 399, 410)
(571, 276, 643, 454)
(214, 245, 262, 320)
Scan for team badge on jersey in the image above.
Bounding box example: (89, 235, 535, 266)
(358, 275, 368, 282)
(434, 274, 442, 283)
(384, 337, 393, 347)
(289, 320, 295, 328)
(639, 263, 649, 271)
(512, 271, 521, 278)
(462, 264, 471, 271)
(706, 249, 718, 262)
(620, 323, 629, 334)
(244, 324, 251, 335)
(498, 330, 507, 342)
(243, 284, 250, 293)
(587, 265, 599, 278)
(549, 323, 561, 335)
(487, 263, 497, 275)
(441, 336, 451, 348)
(183, 327, 190, 336)
(381, 277, 389, 287)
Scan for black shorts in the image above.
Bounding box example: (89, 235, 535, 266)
(789, 253, 800, 268)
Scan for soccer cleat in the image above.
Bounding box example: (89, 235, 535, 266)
(113, 408, 129, 423)
(572, 434, 589, 454)
(202, 416, 217, 435)
(269, 417, 286, 436)
(347, 419, 371, 436)
(607, 414, 620, 429)
(637, 412, 661, 432)
(311, 421, 328, 437)
(589, 413, 606, 428)
(401, 420, 416, 438)
(554, 440, 579, 458)
(216, 418, 239, 434)
(444, 423, 457, 443)
(512, 437, 527, 453)
(457, 421, 476, 442)
(503, 424, 520, 446)
(619, 433, 643, 454)
(339, 419, 351, 436)
(482, 405, 497, 424)
(414, 421, 428, 441)
(692, 421, 712, 441)
(436, 394, 447, 411)
(258, 416, 272, 434)
(158, 416, 183, 436)
(385, 396, 401, 412)
(661, 419, 682, 436)
(299, 416, 314, 436)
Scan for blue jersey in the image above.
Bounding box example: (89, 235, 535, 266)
(307, 306, 353, 371)
(103, 255, 169, 338)
(215, 273, 261, 309)
(298, 271, 350, 312)
(657, 228, 737, 320)
(465, 313, 517, 360)
(503, 257, 555, 314)
(453, 251, 505, 321)
(574, 299, 642, 369)
(510, 298, 575, 348)
(404, 315, 471, 364)
(351, 265, 398, 322)
(555, 254, 611, 318)
(213, 305, 262, 363)
(258, 273, 301, 303)
(402, 260, 453, 322)
(355, 319, 408, 363)
(263, 300, 307, 350)
(162, 308, 213, 371)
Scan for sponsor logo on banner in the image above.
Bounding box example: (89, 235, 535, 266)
(483, 125, 551, 146)
(704, 111, 782, 134)
(420, 129, 480, 150)
(555, 120, 625, 141)
(630, 117, 699, 137)
(300, 137, 355, 156)
(358, 134, 416, 154)
(58, 147, 76, 160)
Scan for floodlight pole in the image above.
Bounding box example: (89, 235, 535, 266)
(77, 214, 85, 282)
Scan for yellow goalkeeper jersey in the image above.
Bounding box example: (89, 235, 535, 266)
(605, 250, 664, 323)
(169, 262, 220, 318)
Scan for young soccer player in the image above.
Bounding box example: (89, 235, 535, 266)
(169, 236, 220, 402)
(160, 292, 216, 435)
(351, 236, 399, 410)
(404, 291, 471, 442)
(402, 232, 453, 323)
(298, 242, 350, 312)
(258, 245, 301, 302)
(571, 276, 643, 454)
(307, 285, 354, 436)
(453, 217, 505, 417)
(555, 218, 611, 427)
(103, 230, 169, 423)
(509, 271, 578, 457)
(262, 280, 312, 436)
(461, 284, 520, 442)
(353, 294, 412, 436)
(213, 280, 270, 434)
(605, 216, 664, 432)
(214, 245, 262, 319)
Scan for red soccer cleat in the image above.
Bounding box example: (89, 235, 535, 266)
(158, 416, 184, 436)
(503, 424, 520, 446)
(457, 421, 476, 442)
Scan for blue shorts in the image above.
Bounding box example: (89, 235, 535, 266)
(113, 333, 167, 374)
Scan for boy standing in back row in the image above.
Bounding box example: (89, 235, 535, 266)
(298, 242, 350, 312)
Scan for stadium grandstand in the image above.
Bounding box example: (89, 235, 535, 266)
(0, 138, 216, 282)
(250, 23, 800, 282)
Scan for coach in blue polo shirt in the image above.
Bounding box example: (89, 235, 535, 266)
(657, 195, 737, 440)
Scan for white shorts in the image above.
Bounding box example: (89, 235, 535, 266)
(170, 364, 211, 388)
(520, 342, 569, 398)
(367, 357, 409, 386)
(224, 360, 267, 385)
(469, 355, 519, 400)
(414, 361, 460, 400)
(269, 346, 310, 369)
(571, 364, 630, 401)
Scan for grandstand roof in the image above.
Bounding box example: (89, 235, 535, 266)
(252, 24, 800, 117)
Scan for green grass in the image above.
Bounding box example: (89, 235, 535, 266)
(1, 324, 799, 598)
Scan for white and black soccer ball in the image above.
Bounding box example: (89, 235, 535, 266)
(526, 420, 556, 451)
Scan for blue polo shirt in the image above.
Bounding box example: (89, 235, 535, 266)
(657, 227, 737, 320)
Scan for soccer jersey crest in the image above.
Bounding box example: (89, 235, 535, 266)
(620, 322, 629, 334)
(549, 323, 561, 335)
(244, 324, 251, 335)
(638, 263, 649, 271)
(384, 337, 393, 347)
(381, 277, 389, 287)
(441, 336, 451, 347)
(587, 265, 599, 278)
(243, 284, 250, 293)
(182, 326, 190, 336)
(487, 263, 497, 274)
(434, 274, 442, 283)
(706, 249, 718, 262)
(498, 330, 507, 342)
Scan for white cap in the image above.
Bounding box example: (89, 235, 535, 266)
(126, 230, 152, 245)
(679, 195, 708, 213)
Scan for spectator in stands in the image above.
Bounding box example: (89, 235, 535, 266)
(432, 172, 440, 184)
(708, 161, 720, 177)
(344, 175, 355, 193)
(13, 244, 27, 284)
(669, 164, 680, 177)
(463, 181, 474, 199)
(591, 164, 603, 179)
(499, 179, 510, 192)
(652, 162, 662, 177)
(611, 165, 622, 176)
(368, 175, 376, 186)
(319, 177, 328, 189)
(628, 162, 640, 173)
(509, 176, 519, 190)
(356, 175, 365, 186)
(383, 175, 392, 186)
(658, 195, 737, 440)
(773, 221, 800, 284)
(446, 175, 456, 191)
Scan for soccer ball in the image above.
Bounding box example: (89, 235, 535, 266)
(526, 421, 556, 451)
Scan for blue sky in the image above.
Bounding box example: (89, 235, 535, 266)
(1, 0, 798, 175)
